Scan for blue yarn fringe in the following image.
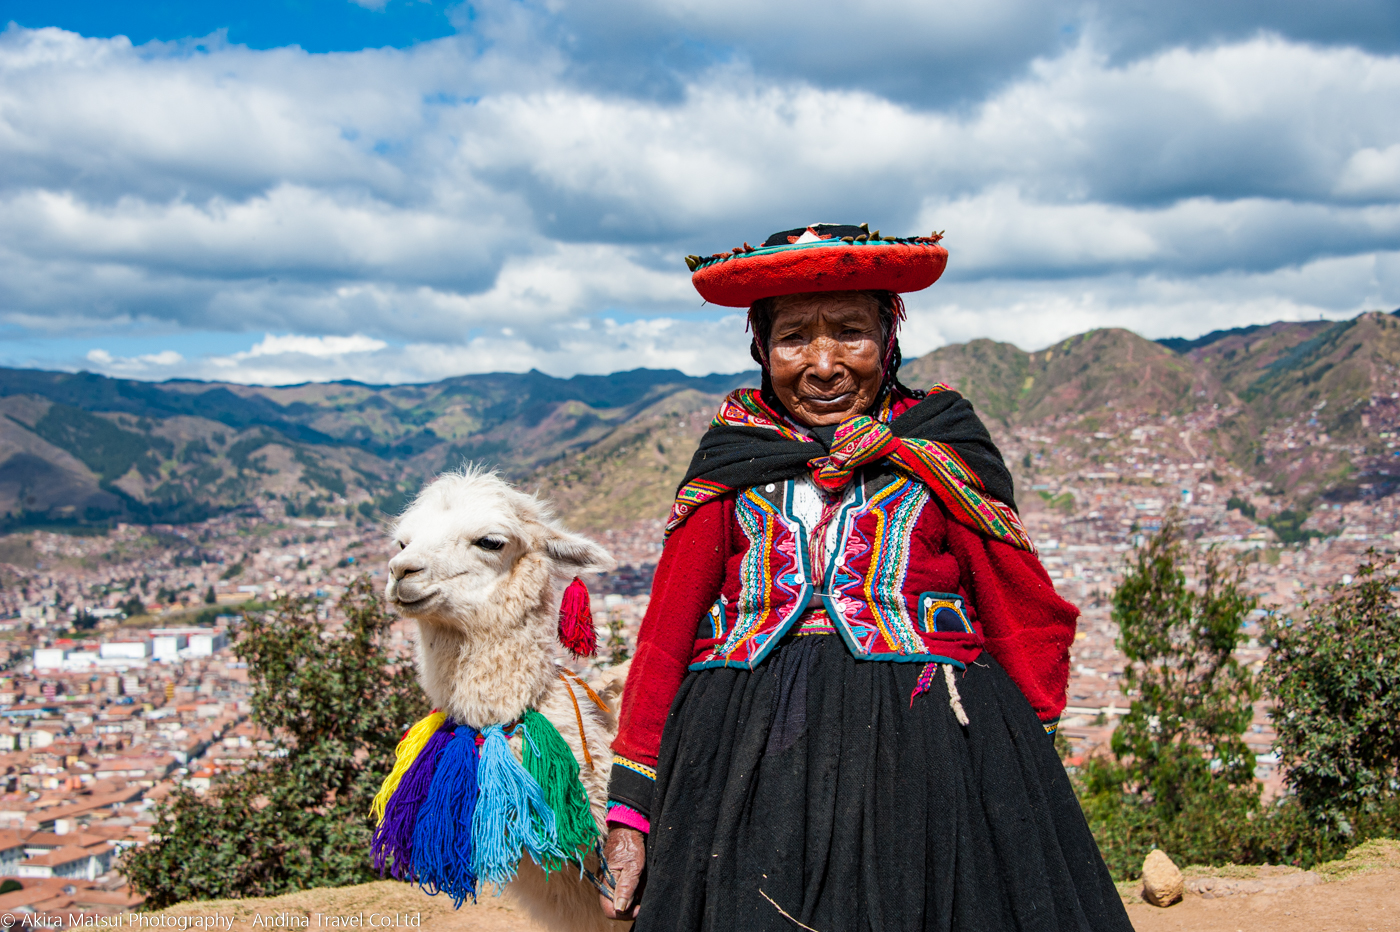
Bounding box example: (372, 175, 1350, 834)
(471, 724, 565, 889)
(451, 727, 480, 899)
(410, 724, 481, 906)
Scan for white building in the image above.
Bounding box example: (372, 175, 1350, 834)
(32, 649, 64, 670)
(99, 641, 150, 661)
(63, 651, 99, 670)
(22, 730, 54, 750)
(152, 635, 187, 661)
(188, 632, 227, 657)
(0, 832, 25, 876)
(15, 844, 113, 881)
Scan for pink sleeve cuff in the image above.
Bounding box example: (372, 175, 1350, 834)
(606, 802, 650, 834)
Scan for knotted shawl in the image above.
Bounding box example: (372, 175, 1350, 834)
(668, 386, 1034, 552)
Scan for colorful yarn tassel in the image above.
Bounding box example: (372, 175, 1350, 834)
(372, 724, 452, 879)
(520, 709, 599, 871)
(472, 724, 565, 889)
(411, 725, 482, 906)
(909, 662, 970, 725)
(371, 710, 447, 823)
(369, 708, 605, 901)
(910, 662, 937, 707)
(557, 577, 596, 657)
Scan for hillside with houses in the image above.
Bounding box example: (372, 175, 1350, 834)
(1, 310, 1400, 917)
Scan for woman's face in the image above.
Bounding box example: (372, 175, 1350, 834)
(767, 291, 885, 427)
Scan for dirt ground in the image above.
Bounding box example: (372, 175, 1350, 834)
(151, 840, 1400, 932)
(155, 879, 551, 930)
(1128, 867, 1399, 932)
(154, 880, 553, 931)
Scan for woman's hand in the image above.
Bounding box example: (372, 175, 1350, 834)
(600, 826, 646, 920)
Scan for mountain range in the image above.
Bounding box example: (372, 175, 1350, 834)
(3, 309, 1399, 536)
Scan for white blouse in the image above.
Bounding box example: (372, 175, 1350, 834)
(789, 474, 858, 570)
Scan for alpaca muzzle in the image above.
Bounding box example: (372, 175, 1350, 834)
(387, 559, 432, 607)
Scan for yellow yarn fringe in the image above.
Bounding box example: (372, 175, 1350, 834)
(370, 710, 447, 824)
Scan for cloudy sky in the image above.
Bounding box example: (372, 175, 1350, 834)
(1, 0, 1398, 385)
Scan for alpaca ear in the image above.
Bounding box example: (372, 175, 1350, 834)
(544, 530, 614, 574)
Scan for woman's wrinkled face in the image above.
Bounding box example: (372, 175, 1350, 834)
(767, 291, 884, 427)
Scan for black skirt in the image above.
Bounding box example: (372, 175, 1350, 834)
(636, 635, 1132, 932)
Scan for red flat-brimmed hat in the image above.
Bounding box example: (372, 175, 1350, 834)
(687, 223, 947, 308)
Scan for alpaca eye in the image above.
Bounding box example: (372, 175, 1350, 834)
(474, 537, 505, 551)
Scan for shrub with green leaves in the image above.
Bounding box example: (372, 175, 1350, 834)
(121, 577, 427, 908)
(1076, 523, 1400, 878)
(1078, 515, 1263, 877)
(1105, 516, 1259, 799)
(1262, 553, 1400, 833)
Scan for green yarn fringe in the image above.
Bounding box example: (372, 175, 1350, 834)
(520, 708, 599, 872)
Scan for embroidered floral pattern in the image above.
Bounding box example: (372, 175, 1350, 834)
(828, 477, 926, 655)
(713, 488, 810, 666)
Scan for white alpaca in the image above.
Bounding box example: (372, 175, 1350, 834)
(385, 467, 631, 932)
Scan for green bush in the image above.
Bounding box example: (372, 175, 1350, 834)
(1078, 525, 1400, 878)
(1262, 553, 1400, 833)
(121, 577, 428, 908)
(1077, 515, 1263, 878)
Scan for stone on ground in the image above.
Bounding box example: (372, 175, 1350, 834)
(1141, 848, 1184, 907)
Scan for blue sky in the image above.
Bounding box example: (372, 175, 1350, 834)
(0, 0, 459, 51)
(0, 0, 1398, 384)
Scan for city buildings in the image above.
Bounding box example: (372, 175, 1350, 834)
(0, 428, 1394, 911)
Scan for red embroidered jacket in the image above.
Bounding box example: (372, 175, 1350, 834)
(607, 486, 1078, 821)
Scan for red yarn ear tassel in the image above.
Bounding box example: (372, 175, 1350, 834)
(558, 577, 597, 657)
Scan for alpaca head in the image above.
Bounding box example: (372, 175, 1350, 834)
(386, 467, 613, 637)
(386, 468, 614, 723)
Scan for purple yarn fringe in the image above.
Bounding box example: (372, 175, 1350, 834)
(372, 723, 454, 879)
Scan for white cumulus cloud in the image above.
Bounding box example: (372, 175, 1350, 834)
(0, 18, 1398, 383)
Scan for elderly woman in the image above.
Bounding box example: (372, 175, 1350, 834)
(601, 224, 1131, 931)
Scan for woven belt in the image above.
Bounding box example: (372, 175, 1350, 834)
(792, 606, 837, 637)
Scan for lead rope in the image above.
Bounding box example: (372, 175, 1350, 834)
(556, 666, 616, 772)
(582, 839, 618, 900)
(557, 672, 595, 771)
(559, 666, 609, 713)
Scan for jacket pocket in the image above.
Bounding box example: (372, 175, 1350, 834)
(917, 592, 974, 634)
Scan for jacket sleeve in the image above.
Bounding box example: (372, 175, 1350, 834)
(944, 518, 1078, 729)
(607, 496, 731, 820)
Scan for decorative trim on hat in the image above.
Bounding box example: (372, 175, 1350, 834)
(688, 224, 947, 308)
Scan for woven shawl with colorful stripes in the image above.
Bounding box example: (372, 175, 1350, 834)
(668, 386, 1035, 552)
